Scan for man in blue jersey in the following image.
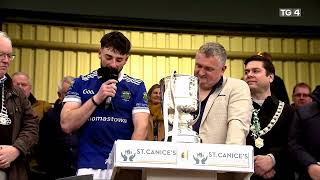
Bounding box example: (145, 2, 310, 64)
(61, 31, 149, 179)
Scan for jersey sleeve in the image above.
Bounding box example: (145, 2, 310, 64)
(132, 81, 149, 114)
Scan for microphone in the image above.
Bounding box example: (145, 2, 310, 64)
(97, 67, 119, 109)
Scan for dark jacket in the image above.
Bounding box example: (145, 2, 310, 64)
(3, 75, 38, 180)
(39, 99, 78, 179)
(289, 86, 320, 180)
(247, 96, 295, 180)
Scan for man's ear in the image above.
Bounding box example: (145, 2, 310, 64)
(222, 65, 227, 72)
(98, 48, 102, 59)
(269, 73, 274, 83)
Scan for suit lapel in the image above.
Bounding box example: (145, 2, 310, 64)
(200, 77, 227, 126)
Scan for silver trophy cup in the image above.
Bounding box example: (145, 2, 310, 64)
(160, 72, 201, 143)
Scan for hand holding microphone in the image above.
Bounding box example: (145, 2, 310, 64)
(103, 79, 118, 109)
(94, 79, 117, 105)
(96, 67, 119, 109)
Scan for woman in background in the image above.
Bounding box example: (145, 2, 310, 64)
(147, 84, 164, 141)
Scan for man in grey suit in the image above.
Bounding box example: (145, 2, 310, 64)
(192, 42, 253, 180)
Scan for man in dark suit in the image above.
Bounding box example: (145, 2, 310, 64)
(39, 76, 77, 180)
(289, 85, 320, 180)
(244, 55, 295, 180)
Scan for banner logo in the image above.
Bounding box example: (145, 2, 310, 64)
(193, 152, 208, 165)
(121, 149, 136, 162)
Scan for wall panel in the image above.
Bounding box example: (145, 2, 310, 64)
(283, 61, 297, 99)
(50, 26, 63, 42)
(64, 27, 77, 43)
(217, 36, 230, 51)
(282, 38, 295, 54)
(20, 48, 35, 78)
(77, 52, 90, 76)
(34, 49, 49, 100)
(296, 62, 310, 84)
(48, 50, 63, 102)
(309, 40, 320, 54)
(230, 37, 242, 52)
(36, 25, 49, 41)
(204, 35, 217, 44)
(155, 56, 166, 83)
(310, 63, 320, 88)
(90, 52, 100, 71)
(192, 35, 204, 50)
(273, 61, 284, 78)
(2, 22, 320, 104)
(269, 38, 282, 53)
(256, 38, 269, 52)
(169, 33, 179, 49)
(230, 59, 244, 79)
(63, 51, 77, 77)
(78, 29, 90, 44)
(243, 37, 255, 52)
(296, 39, 308, 54)
(156, 33, 166, 48)
(22, 24, 35, 40)
(7, 48, 20, 75)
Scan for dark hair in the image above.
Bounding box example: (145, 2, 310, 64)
(147, 84, 160, 103)
(292, 82, 311, 94)
(244, 55, 275, 76)
(100, 31, 131, 55)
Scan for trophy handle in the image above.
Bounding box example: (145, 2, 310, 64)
(170, 71, 179, 142)
(163, 92, 169, 142)
(192, 80, 201, 126)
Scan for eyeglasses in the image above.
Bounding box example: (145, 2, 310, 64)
(293, 93, 310, 98)
(0, 52, 15, 61)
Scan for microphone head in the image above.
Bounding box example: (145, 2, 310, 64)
(97, 67, 119, 82)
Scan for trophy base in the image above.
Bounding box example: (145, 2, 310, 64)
(173, 135, 201, 143)
(167, 128, 201, 143)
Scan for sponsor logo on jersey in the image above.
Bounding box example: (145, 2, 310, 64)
(83, 89, 95, 94)
(143, 92, 148, 103)
(121, 91, 131, 101)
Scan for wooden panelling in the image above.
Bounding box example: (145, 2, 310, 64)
(204, 35, 217, 44)
(155, 56, 167, 83)
(20, 48, 35, 78)
(217, 36, 230, 51)
(63, 51, 77, 77)
(192, 35, 204, 50)
(230, 37, 243, 52)
(48, 50, 63, 102)
(296, 39, 308, 54)
(34, 49, 49, 100)
(309, 40, 320, 54)
(77, 52, 90, 76)
(256, 38, 269, 52)
(2, 22, 320, 104)
(272, 61, 284, 78)
(283, 61, 297, 99)
(243, 37, 255, 52)
(282, 38, 295, 54)
(230, 59, 244, 79)
(310, 62, 320, 88)
(22, 24, 35, 40)
(269, 38, 282, 53)
(50, 26, 63, 42)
